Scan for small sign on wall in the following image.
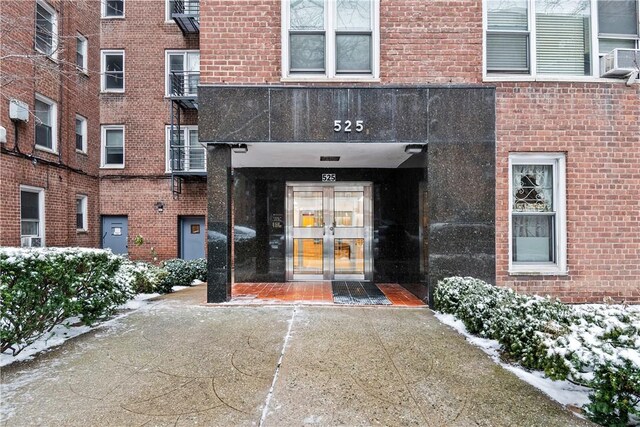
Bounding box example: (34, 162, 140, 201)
(322, 173, 336, 182)
(271, 213, 283, 230)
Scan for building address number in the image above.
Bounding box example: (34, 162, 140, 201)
(334, 120, 364, 133)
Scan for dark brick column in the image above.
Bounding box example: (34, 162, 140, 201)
(206, 145, 232, 303)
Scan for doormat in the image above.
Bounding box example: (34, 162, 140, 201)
(332, 281, 392, 305)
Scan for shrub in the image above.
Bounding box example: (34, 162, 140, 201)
(0, 248, 132, 356)
(189, 258, 207, 282)
(159, 258, 207, 291)
(434, 277, 640, 426)
(117, 260, 168, 294)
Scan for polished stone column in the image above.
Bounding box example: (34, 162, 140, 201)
(207, 145, 232, 303)
(427, 88, 496, 307)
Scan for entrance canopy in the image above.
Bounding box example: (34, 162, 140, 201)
(231, 142, 423, 168)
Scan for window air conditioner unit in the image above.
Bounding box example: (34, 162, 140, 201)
(601, 48, 640, 78)
(21, 236, 42, 247)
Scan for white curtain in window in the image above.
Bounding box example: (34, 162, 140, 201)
(512, 164, 553, 212)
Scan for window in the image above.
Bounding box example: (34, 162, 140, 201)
(597, 0, 640, 73)
(20, 186, 45, 246)
(76, 195, 88, 231)
(76, 34, 88, 73)
(101, 50, 124, 92)
(34, 94, 57, 152)
(35, 0, 57, 57)
(166, 51, 200, 97)
(282, 0, 380, 79)
(75, 115, 87, 153)
(485, 0, 640, 78)
(165, 125, 204, 172)
(101, 125, 124, 168)
(509, 153, 566, 274)
(102, 0, 124, 17)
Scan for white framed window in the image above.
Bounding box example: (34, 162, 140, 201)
(34, 93, 57, 153)
(20, 185, 45, 247)
(76, 33, 88, 73)
(76, 195, 88, 231)
(101, 50, 125, 92)
(281, 0, 380, 80)
(75, 114, 87, 153)
(509, 153, 567, 275)
(101, 125, 124, 168)
(102, 0, 124, 18)
(484, 0, 640, 79)
(165, 125, 205, 172)
(35, 0, 58, 57)
(165, 50, 200, 97)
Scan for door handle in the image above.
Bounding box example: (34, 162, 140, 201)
(329, 222, 335, 235)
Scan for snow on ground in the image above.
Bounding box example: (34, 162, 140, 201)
(1, 292, 160, 368)
(433, 312, 592, 412)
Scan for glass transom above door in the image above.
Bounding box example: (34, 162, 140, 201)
(286, 182, 372, 281)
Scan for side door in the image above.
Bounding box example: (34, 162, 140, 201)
(102, 216, 128, 255)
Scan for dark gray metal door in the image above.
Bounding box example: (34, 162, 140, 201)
(102, 216, 128, 255)
(180, 216, 205, 260)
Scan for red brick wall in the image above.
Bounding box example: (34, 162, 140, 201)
(97, 0, 203, 261)
(0, 0, 101, 248)
(99, 178, 207, 261)
(199, 0, 483, 85)
(496, 83, 640, 304)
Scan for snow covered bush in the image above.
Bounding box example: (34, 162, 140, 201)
(433, 277, 571, 369)
(0, 248, 132, 356)
(434, 277, 640, 426)
(116, 260, 168, 294)
(159, 258, 206, 291)
(545, 305, 640, 425)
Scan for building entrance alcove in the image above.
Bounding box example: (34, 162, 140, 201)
(200, 86, 496, 305)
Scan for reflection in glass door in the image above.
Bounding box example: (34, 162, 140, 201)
(286, 183, 372, 281)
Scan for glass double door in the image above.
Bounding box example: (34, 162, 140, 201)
(286, 183, 373, 281)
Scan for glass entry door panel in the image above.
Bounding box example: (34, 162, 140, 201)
(287, 183, 372, 281)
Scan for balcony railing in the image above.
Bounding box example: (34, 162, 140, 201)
(170, 0, 199, 35)
(169, 144, 206, 175)
(169, 70, 199, 109)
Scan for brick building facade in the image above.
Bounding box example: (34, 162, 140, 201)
(1, 1, 638, 304)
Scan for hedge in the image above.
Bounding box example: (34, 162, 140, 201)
(0, 248, 132, 356)
(434, 277, 640, 426)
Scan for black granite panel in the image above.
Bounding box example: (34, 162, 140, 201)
(270, 88, 349, 142)
(428, 88, 496, 144)
(199, 87, 269, 142)
(207, 145, 232, 303)
(199, 86, 434, 143)
(349, 89, 429, 142)
(428, 140, 495, 223)
(429, 223, 494, 255)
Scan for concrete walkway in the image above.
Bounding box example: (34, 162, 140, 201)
(1, 285, 592, 426)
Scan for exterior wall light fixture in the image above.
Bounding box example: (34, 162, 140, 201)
(404, 144, 425, 154)
(155, 202, 164, 213)
(232, 144, 248, 154)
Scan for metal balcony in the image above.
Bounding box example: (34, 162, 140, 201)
(171, 0, 199, 35)
(168, 71, 199, 110)
(169, 143, 206, 176)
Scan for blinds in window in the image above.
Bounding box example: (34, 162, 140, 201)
(536, 14, 591, 75)
(487, 34, 529, 71)
(486, 1, 529, 72)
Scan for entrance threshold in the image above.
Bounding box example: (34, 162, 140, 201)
(230, 282, 425, 307)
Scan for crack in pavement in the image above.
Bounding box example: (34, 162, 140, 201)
(259, 305, 297, 427)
